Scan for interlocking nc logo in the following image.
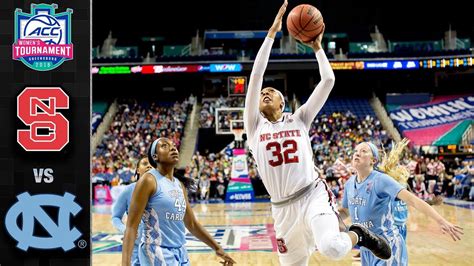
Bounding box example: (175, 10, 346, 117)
(5, 192, 82, 251)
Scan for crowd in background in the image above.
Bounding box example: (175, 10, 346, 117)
(92, 97, 473, 204)
(183, 148, 265, 202)
(92, 98, 193, 184)
(200, 96, 245, 129)
(190, 110, 474, 204)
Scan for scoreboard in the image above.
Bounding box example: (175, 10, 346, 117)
(228, 76, 247, 96)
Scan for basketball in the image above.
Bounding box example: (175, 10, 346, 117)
(24, 14, 63, 44)
(286, 4, 324, 42)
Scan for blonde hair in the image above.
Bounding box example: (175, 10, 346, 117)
(378, 138, 410, 185)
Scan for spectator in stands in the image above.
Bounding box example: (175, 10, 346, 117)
(424, 157, 440, 196)
(308, 111, 389, 181)
(407, 154, 419, 177)
(111, 175, 121, 187)
(216, 173, 226, 200)
(199, 174, 210, 201)
(435, 172, 449, 197)
(333, 157, 350, 181)
(93, 99, 191, 178)
(419, 157, 429, 176)
(330, 180, 340, 199)
(461, 167, 473, 200)
(469, 168, 474, 201)
(426, 158, 437, 183)
(413, 175, 428, 199)
(452, 161, 469, 199)
(445, 174, 455, 197)
(182, 166, 199, 202)
(434, 157, 446, 176)
(452, 157, 462, 170)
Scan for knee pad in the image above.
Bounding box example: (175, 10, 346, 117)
(318, 232, 352, 260)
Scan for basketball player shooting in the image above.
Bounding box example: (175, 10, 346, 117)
(244, 1, 392, 265)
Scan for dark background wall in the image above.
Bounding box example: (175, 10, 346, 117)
(93, 0, 474, 46)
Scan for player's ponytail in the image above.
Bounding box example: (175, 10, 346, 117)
(377, 138, 410, 185)
(175, 172, 198, 193)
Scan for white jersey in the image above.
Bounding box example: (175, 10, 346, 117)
(248, 113, 317, 201)
(244, 37, 335, 202)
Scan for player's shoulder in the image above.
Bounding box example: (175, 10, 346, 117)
(254, 117, 265, 128)
(372, 170, 392, 180)
(345, 175, 356, 186)
(287, 112, 308, 129)
(125, 182, 137, 191)
(372, 170, 400, 191)
(137, 172, 158, 188)
(285, 113, 300, 122)
(141, 171, 156, 180)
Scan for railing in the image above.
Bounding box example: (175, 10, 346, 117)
(91, 100, 118, 154)
(461, 123, 473, 146)
(181, 44, 191, 56)
(370, 94, 402, 143)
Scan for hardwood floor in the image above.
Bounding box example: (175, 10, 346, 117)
(92, 200, 473, 265)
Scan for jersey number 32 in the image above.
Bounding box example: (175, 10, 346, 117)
(266, 140, 299, 167)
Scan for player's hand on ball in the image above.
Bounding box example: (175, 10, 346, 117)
(270, 0, 288, 33)
(216, 247, 236, 265)
(302, 24, 325, 51)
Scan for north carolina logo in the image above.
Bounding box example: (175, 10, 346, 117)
(168, 189, 181, 199)
(13, 3, 73, 71)
(5, 192, 82, 251)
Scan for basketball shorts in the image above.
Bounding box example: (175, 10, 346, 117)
(271, 181, 342, 265)
(139, 243, 190, 266)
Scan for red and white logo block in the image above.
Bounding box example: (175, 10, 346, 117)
(17, 87, 69, 151)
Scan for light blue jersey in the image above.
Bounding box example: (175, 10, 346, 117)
(392, 199, 408, 240)
(111, 183, 143, 266)
(138, 169, 189, 266)
(343, 170, 408, 266)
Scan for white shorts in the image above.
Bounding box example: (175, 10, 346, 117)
(271, 181, 340, 265)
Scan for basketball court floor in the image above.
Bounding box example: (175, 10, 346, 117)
(92, 199, 473, 265)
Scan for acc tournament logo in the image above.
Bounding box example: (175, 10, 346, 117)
(13, 3, 73, 71)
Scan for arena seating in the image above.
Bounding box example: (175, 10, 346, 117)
(92, 101, 109, 134)
(92, 99, 192, 182)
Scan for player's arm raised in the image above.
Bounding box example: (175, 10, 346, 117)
(122, 174, 156, 266)
(397, 189, 463, 241)
(244, 0, 287, 139)
(294, 25, 335, 129)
